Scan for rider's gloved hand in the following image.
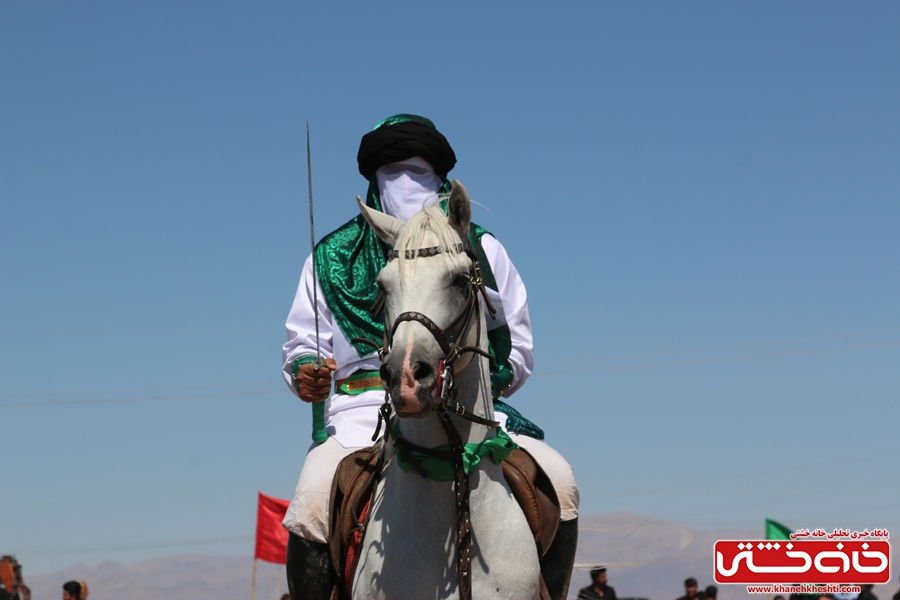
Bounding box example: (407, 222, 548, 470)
(295, 358, 337, 403)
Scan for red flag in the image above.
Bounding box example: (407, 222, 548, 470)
(254, 492, 291, 564)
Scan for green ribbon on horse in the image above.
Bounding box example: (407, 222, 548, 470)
(391, 427, 519, 482)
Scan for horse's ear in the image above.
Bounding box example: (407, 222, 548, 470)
(357, 195, 403, 244)
(448, 179, 471, 236)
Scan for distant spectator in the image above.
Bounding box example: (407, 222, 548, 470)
(578, 566, 617, 600)
(62, 581, 82, 600)
(677, 578, 704, 600)
(858, 585, 877, 600)
(706, 585, 717, 600)
(281, 595, 290, 600)
(0, 582, 30, 600)
(789, 586, 818, 600)
(834, 589, 859, 600)
(774, 595, 785, 600)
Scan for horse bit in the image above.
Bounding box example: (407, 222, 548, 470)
(351, 242, 500, 600)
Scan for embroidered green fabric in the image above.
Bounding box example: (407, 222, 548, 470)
(494, 399, 544, 440)
(392, 427, 519, 482)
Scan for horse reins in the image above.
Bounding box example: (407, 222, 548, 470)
(352, 241, 500, 600)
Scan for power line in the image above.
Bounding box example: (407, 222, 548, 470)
(3, 333, 898, 408)
(0, 388, 287, 408)
(539, 327, 900, 367)
(0, 381, 281, 399)
(533, 338, 900, 378)
(12, 536, 254, 557)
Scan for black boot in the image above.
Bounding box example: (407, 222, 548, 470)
(286, 532, 335, 600)
(540, 518, 578, 600)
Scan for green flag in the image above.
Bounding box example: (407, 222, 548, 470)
(765, 518, 792, 540)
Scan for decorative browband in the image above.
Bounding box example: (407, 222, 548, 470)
(386, 243, 469, 261)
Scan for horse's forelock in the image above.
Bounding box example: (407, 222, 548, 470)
(395, 205, 465, 284)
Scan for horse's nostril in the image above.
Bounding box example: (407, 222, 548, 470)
(380, 364, 393, 387)
(413, 361, 433, 381)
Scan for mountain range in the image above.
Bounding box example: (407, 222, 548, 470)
(19, 512, 899, 600)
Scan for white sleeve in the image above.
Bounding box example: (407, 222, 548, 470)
(480, 234, 534, 397)
(282, 254, 334, 397)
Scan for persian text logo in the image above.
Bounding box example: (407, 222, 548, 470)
(713, 540, 890, 584)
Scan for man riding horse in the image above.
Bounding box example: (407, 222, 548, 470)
(282, 114, 579, 599)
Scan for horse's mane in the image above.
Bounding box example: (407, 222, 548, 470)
(394, 203, 466, 285)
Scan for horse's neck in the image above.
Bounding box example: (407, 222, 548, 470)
(396, 333, 494, 448)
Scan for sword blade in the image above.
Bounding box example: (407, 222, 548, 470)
(306, 121, 323, 369)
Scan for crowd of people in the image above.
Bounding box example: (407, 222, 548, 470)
(1, 560, 897, 599)
(577, 566, 617, 600)
(578, 571, 717, 600)
(0, 579, 88, 600)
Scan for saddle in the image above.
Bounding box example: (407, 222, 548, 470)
(327, 441, 561, 599)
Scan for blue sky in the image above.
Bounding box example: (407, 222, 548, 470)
(2, 2, 898, 576)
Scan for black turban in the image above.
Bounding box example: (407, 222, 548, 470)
(357, 114, 457, 180)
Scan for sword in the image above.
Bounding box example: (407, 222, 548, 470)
(306, 121, 328, 442)
(307, 121, 326, 371)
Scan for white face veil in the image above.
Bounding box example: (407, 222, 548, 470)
(375, 156, 443, 223)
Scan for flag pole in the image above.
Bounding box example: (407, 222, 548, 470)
(251, 558, 257, 600)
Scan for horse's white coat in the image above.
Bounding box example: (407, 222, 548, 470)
(352, 182, 541, 600)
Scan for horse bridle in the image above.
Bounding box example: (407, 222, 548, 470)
(351, 241, 501, 600)
(356, 242, 500, 428)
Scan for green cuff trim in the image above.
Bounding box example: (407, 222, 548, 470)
(392, 428, 519, 482)
(291, 354, 320, 380)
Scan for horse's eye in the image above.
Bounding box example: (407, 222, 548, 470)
(452, 274, 469, 289)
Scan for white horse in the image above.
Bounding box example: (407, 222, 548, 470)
(352, 181, 541, 600)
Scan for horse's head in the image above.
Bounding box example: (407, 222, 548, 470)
(358, 179, 484, 418)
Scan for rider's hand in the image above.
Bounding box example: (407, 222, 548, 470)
(296, 358, 336, 403)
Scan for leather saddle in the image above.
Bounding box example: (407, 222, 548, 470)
(327, 440, 561, 599)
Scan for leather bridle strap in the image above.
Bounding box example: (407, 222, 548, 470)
(390, 311, 454, 356)
(386, 243, 467, 261)
(390, 409, 475, 600)
(387, 264, 493, 364)
(438, 408, 474, 600)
